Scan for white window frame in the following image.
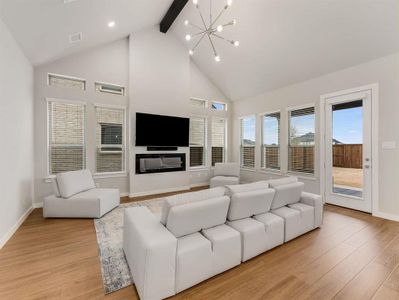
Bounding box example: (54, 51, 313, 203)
(93, 103, 128, 177)
(190, 97, 208, 108)
(239, 115, 256, 169)
(260, 110, 281, 171)
(46, 97, 87, 177)
(286, 103, 316, 176)
(47, 73, 86, 90)
(211, 117, 228, 166)
(189, 115, 208, 169)
(211, 101, 228, 111)
(95, 81, 126, 96)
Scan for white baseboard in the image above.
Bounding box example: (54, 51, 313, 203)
(129, 185, 191, 198)
(120, 192, 130, 197)
(373, 211, 399, 222)
(33, 202, 43, 208)
(0, 206, 34, 250)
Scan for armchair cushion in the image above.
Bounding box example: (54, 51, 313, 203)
(56, 169, 96, 198)
(210, 176, 239, 188)
(214, 162, 240, 177)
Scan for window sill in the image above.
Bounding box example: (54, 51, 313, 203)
(240, 167, 257, 172)
(189, 166, 210, 171)
(258, 168, 283, 175)
(93, 172, 128, 179)
(286, 172, 317, 181)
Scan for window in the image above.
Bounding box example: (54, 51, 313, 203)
(189, 117, 206, 167)
(190, 98, 207, 108)
(212, 102, 227, 111)
(288, 106, 315, 174)
(48, 73, 85, 90)
(262, 112, 280, 170)
(47, 100, 86, 174)
(240, 116, 256, 168)
(95, 82, 125, 96)
(95, 106, 126, 173)
(211, 118, 227, 166)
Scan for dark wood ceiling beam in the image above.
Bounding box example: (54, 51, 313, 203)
(160, 0, 189, 33)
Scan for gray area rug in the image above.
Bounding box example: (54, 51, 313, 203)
(94, 198, 165, 294)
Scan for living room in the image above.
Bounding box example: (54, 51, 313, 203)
(1, 0, 399, 299)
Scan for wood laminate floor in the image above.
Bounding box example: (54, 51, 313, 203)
(1, 190, 399, 299)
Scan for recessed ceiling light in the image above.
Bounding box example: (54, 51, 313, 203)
(108, 21, 115, 28)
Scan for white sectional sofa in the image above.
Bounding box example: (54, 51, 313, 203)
(43, 169, 120, 218)
(123, 177, 323, 300)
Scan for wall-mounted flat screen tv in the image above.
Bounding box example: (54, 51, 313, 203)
(135, 112, 190, 147)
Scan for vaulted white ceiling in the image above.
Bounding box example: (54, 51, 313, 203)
(0, 0, 173, 65)
(1, 0, 398, 101)
(172, 0, 399, 100)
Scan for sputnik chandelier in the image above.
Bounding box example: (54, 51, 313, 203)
(184, 0, 239, 62)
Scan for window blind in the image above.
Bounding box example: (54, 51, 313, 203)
(190, 117, 206, 167)
(48, 74, 85, 90)
(189, 98, 206, 108)
(262, 112, 280, 169)
(48, 101, 86, 174)
(240, 116, 256, 168)
(212, 118, 226, 166)
(288, 107, 315, 174)
(95, 106, 125, 173)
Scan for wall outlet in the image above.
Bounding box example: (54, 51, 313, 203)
(382, 141, 396, 149)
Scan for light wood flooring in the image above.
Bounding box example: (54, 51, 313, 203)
(1, 190, 399, 299)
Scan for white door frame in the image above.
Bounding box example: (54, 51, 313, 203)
(319, 84, 379, 214)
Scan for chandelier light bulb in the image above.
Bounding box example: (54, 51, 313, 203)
(232, 19, 237, 25)
(216, 25, 223, 32)
(214, 55, 221, 62)
(184, 20, 189, 26)
(234, 41, 240, 47)
(189, 49, 194, 56)
(185, 34, 192, 41)
(227, 0, 233, 6)
(192, 0, 198, 5)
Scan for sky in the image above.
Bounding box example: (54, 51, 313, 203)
(242, 106, 363, 145)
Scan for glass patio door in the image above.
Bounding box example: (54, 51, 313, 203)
(324, 90, 372, 212)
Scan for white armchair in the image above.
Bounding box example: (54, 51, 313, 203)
(210, 163, 240, 188)
(43, 169, 120, 218)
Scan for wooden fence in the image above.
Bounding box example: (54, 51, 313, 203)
(333, 144, 362, 169)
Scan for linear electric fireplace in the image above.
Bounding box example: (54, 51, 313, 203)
(135, 153, 186, 174)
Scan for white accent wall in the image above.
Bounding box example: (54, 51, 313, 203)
(233, 52, 399, 218)
(0, 19, 34, 247)
(129, 27, 232, 196)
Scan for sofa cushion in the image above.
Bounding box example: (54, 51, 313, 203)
(270, 182, 304, 210)
(268, 176, 297, 188)
(210, 176, 239, 188)
(56, 169, 96, 198)
(166, 196, 230, 238)
(160, 187, 226, 225)
(227, 188, 275, 221)
(214, 162, 240, 177)
(226, 180, 269, 196)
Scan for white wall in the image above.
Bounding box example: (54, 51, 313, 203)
(34, 39, 130, 203)
(233, 52, 399, 217)
(0, 19, 34, 247)
(129, 27, 232, 196)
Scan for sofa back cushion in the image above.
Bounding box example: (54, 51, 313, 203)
(214, 162, 240, 177)
(228, 188, 275, 221)
(268, 176, 297, 188)
(56, 169, 96, 198)
(166, 196, 230, 238)
(160, 187, 226, 225)
(270, 182, 304, 210)
(226, 180, 269, 196)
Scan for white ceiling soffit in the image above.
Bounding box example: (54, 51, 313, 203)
(0, 0, 173, 66)
(172, 0, 399, 101)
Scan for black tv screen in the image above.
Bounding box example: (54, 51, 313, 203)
(136, 113, 190, 147)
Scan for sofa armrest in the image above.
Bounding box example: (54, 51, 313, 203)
(300, 192, 323, 228)
(123, 207, 177, 300)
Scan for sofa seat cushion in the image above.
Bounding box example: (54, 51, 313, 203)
(227, 218, 269, 262)
(161, 187, 226, 225)
(227, 188, 275, 221)
(176, 232, 213, 293)
(166, 196, 230, 238)
(226, 180, 269, 196)
(202, 224, 241, 275)
(270, 182, 305, 210)
(271, 205, 314, 242)
(210, 176, 239, 188)
(43, 188, 120, 218)
(253, 212, 285, 249)
(56, 169, 96, 198)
